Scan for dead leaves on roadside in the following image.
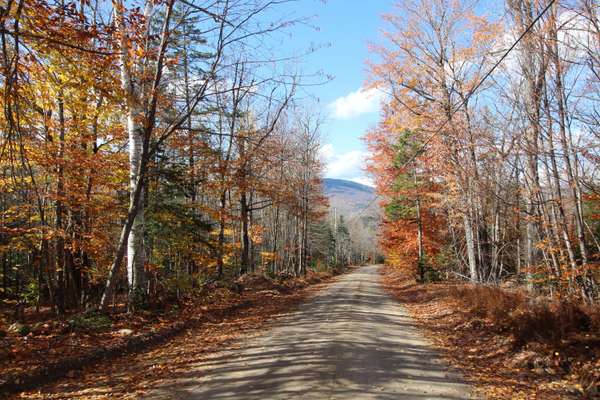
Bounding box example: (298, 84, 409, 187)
(12, 273, 333, 399)
(380, 267, 599, 399)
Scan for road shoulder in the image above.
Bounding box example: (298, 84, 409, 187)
(380, 265, 594, 399)
(11, 271, 339, 399)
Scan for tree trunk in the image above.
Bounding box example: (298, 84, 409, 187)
(550, 11, 589, 267)
(216, 191, 226, 279)
(463, 212, 478, 283)
(55, 94, 66, 314)
(99, 154, 148, 310)
(240, 190, 250, 275)
(415, 168, 424, 282)
(126, 107, 146, 304)
(271, 204, 280, 275)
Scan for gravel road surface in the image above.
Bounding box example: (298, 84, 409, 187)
(147, 265, 473, 399)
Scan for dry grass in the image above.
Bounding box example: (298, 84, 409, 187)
(381, 266, 600, 399)
(450, 285, 600, 345)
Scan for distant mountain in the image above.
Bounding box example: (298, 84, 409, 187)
(322, 178, 381, 257)
(322, 178, 378, 220)
(323, 178, 374, 195)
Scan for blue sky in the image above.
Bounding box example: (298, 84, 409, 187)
(279, 0, 397, 186)
(267, 0, 507, 187)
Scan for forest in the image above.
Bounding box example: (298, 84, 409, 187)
(0, 0, 599, 398)
(366, 0, 600, 301)
(364, 2, 600, 395)
(0, 0, 367, 317)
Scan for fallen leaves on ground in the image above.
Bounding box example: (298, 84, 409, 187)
(380, 266, 599, 400)
(6, 271, 336, 399)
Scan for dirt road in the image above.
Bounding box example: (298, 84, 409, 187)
(147, 265, 473, 399)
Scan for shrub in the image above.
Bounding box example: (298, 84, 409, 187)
(129, 286, 149, 311)
(434, 245, 460, 277)
(18, 324, 31, 336)
(20, 281, 39, 306)
(587, 305, 600, 333)
(423, 266, 443, 283)
(69, 312, 112, 331)
(512, 299, 592, 344)
(450, 284, 522, 322)
(449, 284, 598, 345)
(163, 274, 195, 297)
(415, 256, 443, 283)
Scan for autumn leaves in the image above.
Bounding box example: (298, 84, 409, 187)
(0, 0, 333, 314)
(365, 0, 599, 298)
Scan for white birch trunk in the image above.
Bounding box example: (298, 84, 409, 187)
(114, 0, 147, 297)
(126, 109, 145, 294)
(463, 212, 478, 283)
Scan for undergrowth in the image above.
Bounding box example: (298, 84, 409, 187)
(449, 285, 600, 345)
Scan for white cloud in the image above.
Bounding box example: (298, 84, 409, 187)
(329, 87, 384, 120)
(327, 149, 364, 177)
(493, 10, 598, 76)
(320, 143, 372, 187)
(319, 143, 335, 161)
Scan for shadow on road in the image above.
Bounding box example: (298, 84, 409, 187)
(147, 266, 473, 400)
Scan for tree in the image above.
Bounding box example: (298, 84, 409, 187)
(0, 0, 333, 316)
(368, 0, 599, 300)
